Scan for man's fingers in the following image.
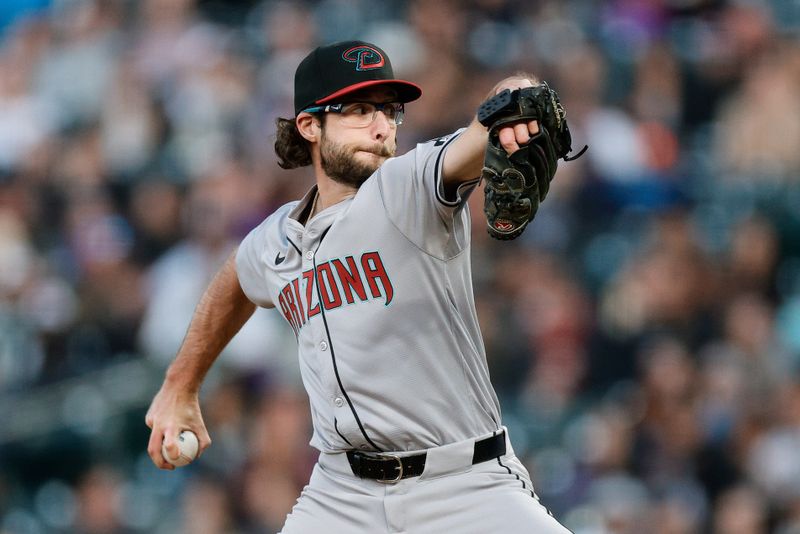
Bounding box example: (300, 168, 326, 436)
(498, 128, 519, 154)
(147, 427, 175, 470)
(196, 429, 212, 457)
(162, 427, 180, 461)
(513, 123, 530, 146)
(498, 120, 541, 155)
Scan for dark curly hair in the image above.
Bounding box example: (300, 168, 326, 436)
(274, 114, 325, 169)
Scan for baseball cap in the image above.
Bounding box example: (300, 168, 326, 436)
(294, 40, 422, 115)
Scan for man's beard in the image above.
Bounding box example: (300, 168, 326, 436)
(319, 133, 395, 188)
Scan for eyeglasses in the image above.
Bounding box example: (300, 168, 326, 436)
(302, 102, 405, 127)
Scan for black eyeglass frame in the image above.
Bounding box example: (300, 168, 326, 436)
(301, 102, 405, 126)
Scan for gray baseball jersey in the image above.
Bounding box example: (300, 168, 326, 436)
(236, 131, 502, 453)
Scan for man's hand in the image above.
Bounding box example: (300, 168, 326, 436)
(490, 77, 540, 155)
(145, 383, 211, 470)
(478, 80, 584, 240)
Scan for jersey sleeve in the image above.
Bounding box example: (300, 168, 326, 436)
(376, 129, 480, 257)
(235, 206, 295, 309)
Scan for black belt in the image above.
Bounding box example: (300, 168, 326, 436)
(346, 430, 506, 483)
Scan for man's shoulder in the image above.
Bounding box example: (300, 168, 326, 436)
(427, 131, 462, 148)
(376, 130, 464, 174)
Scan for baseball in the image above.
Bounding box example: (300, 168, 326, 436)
(162, 430, 199, 467)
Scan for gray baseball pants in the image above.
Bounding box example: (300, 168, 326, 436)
(279, 429, 570, 534)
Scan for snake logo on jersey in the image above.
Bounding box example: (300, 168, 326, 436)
(277, 251, 394, 333)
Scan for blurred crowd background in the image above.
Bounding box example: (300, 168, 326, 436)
(1, 0, 800, 532)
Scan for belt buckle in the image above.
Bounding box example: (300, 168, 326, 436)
(375, 454, 403, 484)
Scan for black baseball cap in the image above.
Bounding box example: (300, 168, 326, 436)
(294, 40, 422, 115)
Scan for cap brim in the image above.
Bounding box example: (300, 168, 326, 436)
(316, 79, 422, 105)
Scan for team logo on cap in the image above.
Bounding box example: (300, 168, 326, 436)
(342, 45, 385, 71)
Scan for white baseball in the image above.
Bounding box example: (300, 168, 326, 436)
(162, 430, 199, 467)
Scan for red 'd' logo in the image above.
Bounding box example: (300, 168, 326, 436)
(342, 46, 385, 71)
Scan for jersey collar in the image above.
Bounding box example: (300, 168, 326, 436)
(289, 185, 358, 223)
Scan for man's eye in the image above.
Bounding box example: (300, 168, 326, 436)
(346, 104, 371, 115)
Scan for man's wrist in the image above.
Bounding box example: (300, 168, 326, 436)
(164, 364, 202, 395)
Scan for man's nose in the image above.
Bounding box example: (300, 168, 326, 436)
(370, 110, 392, 139)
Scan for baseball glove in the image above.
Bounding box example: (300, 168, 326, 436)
(478, 83, 586, 240)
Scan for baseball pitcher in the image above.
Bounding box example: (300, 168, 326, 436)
(146, 40, 582, 533)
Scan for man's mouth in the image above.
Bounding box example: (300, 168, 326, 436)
(358, 145, 392, 157)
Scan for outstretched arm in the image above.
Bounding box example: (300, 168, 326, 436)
(441, 76, 540, 188)
(145, 249, 256, 469)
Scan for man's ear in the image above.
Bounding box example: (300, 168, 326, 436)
(296, 113, 320, 143)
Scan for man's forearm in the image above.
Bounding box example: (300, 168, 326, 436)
(163, 250, 256, 393)
(442, 77, 539, 188)
(441, 119, 489, 186)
